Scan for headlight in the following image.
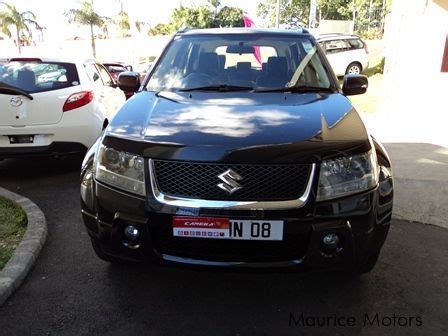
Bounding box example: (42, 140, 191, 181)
(317, 150, 378, 201)
(95, 144, 146, 196)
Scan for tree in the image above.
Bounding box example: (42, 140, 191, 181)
(213, 6, 243, 27)
(170, 6, 214, 31)
(258, 0, 310, 28)
(317, 0, 352, 21)
(65, 1, 110, 57)
(148, 23, 172, 36)
(0, 2, 40, 54)
(115, 10, 130, 37)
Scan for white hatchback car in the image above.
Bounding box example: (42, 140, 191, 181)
(0, 57, 126, 158)
(317, 34, 369, 76)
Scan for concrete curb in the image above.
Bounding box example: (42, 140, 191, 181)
(0, 187, 47, 305)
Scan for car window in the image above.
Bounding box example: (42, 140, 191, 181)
(85, 64, 103, 85)
(106, 65, 126, 74)
(96, 64, 115, 86)
(0, 61, 79, 93)
(147, 34, 332, 90)
(215, 46, 277, 69)
(325, 40, 351, 54)
(347, 38, 364, 50)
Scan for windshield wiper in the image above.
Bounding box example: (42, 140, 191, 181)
(254, 86, 334, 93)
(0, 81, 34, 100)
(178, 84, 254, 92)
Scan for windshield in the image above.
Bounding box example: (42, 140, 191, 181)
(146, 33, 333, 91)
(0, 61, 80, 94)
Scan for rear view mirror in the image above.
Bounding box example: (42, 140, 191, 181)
(342, 74, 368, 96)
(226, 45, 255, 54)
(117, 71, 141, 92)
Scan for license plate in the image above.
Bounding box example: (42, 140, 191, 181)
(172, 216, 283, 241)
(9, 135, 34, 144)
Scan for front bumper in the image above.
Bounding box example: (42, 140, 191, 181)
(81, 167, 393, 269)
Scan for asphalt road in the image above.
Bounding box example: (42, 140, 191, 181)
(0, 157, 447, 336)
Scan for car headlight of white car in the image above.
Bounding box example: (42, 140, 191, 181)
(317, 150, 379, 201)
(95, 144, 146, 196)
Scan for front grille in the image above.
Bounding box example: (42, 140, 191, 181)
(152, 160, 312, 201)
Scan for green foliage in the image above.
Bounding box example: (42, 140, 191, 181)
(170, 5, 214, 31)
(0, 196, 27, 270)
(149, 23, 173, 36)
(149, 3, 244, 36)
(213, 6, 243, 27)
(358, 28, 383, 40)
(65, 1, 108, 29)
(317, 0, 352, 20)
(258, 0, 310, 28)
(0, 1, 40, 53)
(258, 0, 390, 35)
(115, 10, 130, 37)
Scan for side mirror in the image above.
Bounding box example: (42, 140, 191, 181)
(342, 74, 368, 96)
(117, 71, 140, 92)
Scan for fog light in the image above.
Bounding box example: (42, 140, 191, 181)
(123, 225, 140, 249)
(323, 233, 339, 248)
(321, 233, 343, 256)
(124, 225, 139, 241)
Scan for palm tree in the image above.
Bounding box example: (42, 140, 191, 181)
(65, 1, 109, 57)
(115, 10, 130, 37)
(0, 2, 40, 54)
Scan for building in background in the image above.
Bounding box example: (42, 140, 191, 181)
(377, 0, 448, 146)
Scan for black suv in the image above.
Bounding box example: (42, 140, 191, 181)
(80, 28, 393, 273)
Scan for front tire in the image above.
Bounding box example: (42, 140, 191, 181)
(346, 62, 362, 75)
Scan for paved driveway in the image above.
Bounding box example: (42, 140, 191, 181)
(0, 157, 447, 335)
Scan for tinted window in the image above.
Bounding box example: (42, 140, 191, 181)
(325, 40, 351, 54)
(347, 39, 364, 49)
(147, 34, 332, 90)
(0, 61, 79, 93)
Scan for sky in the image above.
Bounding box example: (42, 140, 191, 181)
(6, 0, 261, 42)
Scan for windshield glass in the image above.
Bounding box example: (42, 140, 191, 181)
(0, 61, 80, 94)
(146, 33, 333, 91)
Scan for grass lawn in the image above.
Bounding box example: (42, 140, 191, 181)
(0, 196, 27, 270)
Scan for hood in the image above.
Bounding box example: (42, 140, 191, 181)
(107, 91, 370, 163)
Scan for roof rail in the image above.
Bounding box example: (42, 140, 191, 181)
(176, 26, 190, 34)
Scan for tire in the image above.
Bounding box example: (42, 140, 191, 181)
(90, 238, 132, 264)
(355, 251, 380, 274)
(345, 62, 362, 75)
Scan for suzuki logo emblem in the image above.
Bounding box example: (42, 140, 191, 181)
(217, 169, 243, 194)
(10, 96, 23, 107)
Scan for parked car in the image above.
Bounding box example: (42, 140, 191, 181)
(317, 34, 369, 76)
(81, 28, 393, 274)
(103, 62, 133, 81)
(0, 57, 126, 158)
(103, 62, 134, 99)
